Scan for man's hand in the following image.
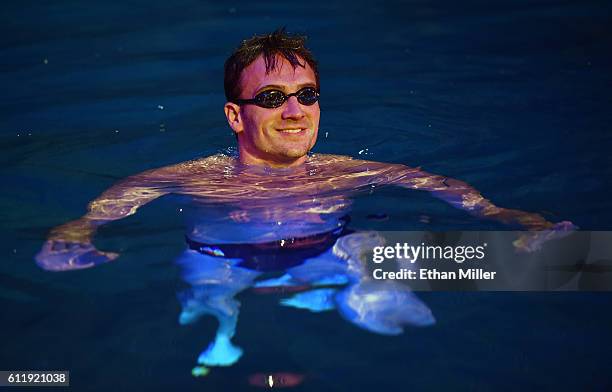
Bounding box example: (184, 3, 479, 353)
(33, 162, 178, 272)
(35, 240, 119, 271)
(512, 221, 578, 253)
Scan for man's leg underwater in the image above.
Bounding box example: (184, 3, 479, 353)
(176, 250, 261, 367)
(263, 232, 436, 334)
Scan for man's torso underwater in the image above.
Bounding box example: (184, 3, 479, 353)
(170, 153, 413, 244)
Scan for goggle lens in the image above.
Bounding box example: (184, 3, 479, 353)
(237, 87, 319, 109)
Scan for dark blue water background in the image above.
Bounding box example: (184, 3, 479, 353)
(1, 0, 612, 390)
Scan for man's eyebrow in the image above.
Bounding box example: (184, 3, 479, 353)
(254, 82, 317, 94)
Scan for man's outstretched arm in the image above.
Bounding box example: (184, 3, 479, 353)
(392, 164, 573, 231)
(36, 167, 176, 271)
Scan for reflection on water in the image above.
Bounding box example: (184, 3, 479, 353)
(248, 372, 305, 388)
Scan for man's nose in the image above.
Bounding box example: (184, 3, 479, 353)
(281, 96, 305, 120)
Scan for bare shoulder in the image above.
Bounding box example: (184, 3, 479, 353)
(133, 154, 233, 180)
(309, 153, 384, 170)
(315, 154, 418, 173)
(309, 154, 426, 186)
(309, 153, 354, 163)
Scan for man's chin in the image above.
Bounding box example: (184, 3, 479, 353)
(270, 141, 313, 160)
(282, 149, 310, 159)
(256, 148, 309, 167)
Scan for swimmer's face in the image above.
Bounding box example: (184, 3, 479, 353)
(224, 55, 320, 168)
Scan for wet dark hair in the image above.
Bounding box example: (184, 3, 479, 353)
(224, 28, 319, 102)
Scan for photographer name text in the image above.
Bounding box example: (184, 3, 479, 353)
(371, 242, 496, 281)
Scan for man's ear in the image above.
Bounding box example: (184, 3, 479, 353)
(224, 102, 243, 134)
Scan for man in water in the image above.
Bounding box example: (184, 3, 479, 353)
(36, 29, 572, 367)
(36, 29, 569, 268)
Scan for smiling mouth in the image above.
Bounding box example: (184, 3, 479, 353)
(277, 128, 307, 134)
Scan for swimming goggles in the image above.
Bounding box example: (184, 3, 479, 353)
(234, 87, 319, 109)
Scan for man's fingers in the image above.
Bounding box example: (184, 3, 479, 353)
(554, 221, 578, 231)
(77, 251, 109, 266)
(513, 221, 578, 254)
(67, 243, 81, 250)
(102, 251, 120, 261)
(36, 241, 119, 271)
(46, 240, 92, 253)
(50, 241, 66, 251)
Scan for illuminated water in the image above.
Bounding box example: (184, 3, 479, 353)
(2, 0, 612, 390)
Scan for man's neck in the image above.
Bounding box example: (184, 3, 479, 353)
(237, 146, 308, 169)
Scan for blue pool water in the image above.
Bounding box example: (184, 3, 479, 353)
(2, 0, 612, 390)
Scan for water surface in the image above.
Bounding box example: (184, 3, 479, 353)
(1, 0, 612, 390)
